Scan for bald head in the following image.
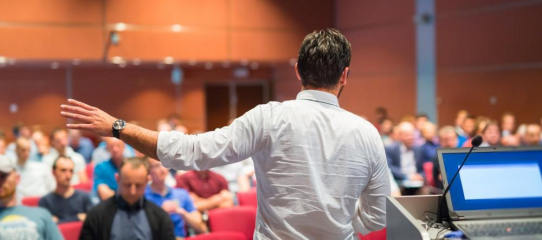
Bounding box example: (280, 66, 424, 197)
(15, 138, 31, 164)
(106, 137, 125, 165)
(397, 122, 415, 148)
(524, 124, 541, 146)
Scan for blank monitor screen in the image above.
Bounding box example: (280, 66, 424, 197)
(442, 150, 542, 211)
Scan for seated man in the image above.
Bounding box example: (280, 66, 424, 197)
(39, 157, 94, 223)
(432, 126, 459, 189)
(176, 170, 233, 211)
(145, 159, 207, 238)
(14, 138, 55, 199)
(385, 122, 427, 183)
(93, 138, 125, 200)
(0, 155, 63, 240)
(43, 128, 88, 185)
(81, 157, 175, 240)
(523, 124, 541, 146)
(68, 129, 95, 164)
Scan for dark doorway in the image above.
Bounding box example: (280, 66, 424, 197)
(205, 83, 267, 131)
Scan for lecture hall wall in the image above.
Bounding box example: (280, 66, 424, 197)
(1, 0, 542, 140)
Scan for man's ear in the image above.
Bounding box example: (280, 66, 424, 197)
(115, 173, 119, 182)
(340, 67, 349, 86)
(295, 63, 302, 82)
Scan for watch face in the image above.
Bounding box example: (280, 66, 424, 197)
(113, 120, 126, 130)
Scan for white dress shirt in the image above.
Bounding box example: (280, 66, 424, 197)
(158, 90, 390, 240)
(16, 161, 56, 200)
(399, 144, 417, 177)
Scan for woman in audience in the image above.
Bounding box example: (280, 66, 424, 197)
(480, 121, 502, 147)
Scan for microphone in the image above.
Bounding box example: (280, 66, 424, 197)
(436, 135, 483, 224)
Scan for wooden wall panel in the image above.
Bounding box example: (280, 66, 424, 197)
(0, 0, 102, 23)
(336, 0, 414, 29)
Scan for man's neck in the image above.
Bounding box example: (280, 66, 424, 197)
(55, 185, 74, 198)
(17, 159, 27, 166)
(302, 86, 340, 97)
(150, 182, 167, 196)
(0, 195, 17, 208)
(56, 147, 66, 156)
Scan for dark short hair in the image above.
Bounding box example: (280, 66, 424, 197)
(119, 157, 150, 175)
(297, 28, 351, 89)
(50, 128, 67, 141)
(52, 156, 74, 170)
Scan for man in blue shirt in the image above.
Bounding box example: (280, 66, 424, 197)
(145, 158, 207, 238)
(93, 138, 125, 200)
(68, 129, 95, 164)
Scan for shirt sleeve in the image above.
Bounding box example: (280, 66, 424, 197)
(352, 137, 391, 235)
(182, 192, 196, 213)
(158, 104, 269, 170)
(92, 164, 106, 192)
(82, 192, 94, 212)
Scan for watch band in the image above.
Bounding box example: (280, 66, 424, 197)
(113, 128, 120, 139)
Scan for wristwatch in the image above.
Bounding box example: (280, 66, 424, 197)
(112, 119, 126, 139)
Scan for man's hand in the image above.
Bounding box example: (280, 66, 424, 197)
(60, 99, 117, 137)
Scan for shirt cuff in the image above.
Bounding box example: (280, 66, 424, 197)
(157, 131, 177, 168)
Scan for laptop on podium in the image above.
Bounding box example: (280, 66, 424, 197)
(438, 146, 542, 240)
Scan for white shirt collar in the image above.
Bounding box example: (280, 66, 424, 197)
(296, 90, 340, 107)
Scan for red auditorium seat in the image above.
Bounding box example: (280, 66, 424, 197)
(86, 163, 94, 180)
(237, 188, 257, 208)
(208, 206, 256, 240)
(186, 232, 247, 240)
(358, 228, 387, 240)
(58, 221, 83, 240)
(423, 162, 434, 187)
(73, 182, 92, 192)
(22, 197, 40, 207)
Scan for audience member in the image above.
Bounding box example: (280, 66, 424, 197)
(81, 157, 175, 240)
(379, 119, 394, 145)
(374, 106, 388, 129)
(0, 131, 6, 156)
(454, 110, 468, 135)
(176, 170, 233, 212)
(501, 112, 516, 137)
(414, 114, 429, 146)
(145, 159, 207, 238)
(385, 122, 426, 182)
(14, 138, 55, 199)
(156, 119, 172, 132)
(501, 135, 520, 147)
(480, 121, 501, 147)
(420, 122, 439, 161)
(0, 155, 64, 240)
(432, 126, 459, 189)
(32, 131, 52, 162)
(91, 138, 136, 165)
(39, 157, 93, 223)
(457, 115, 476, 147)
(93, 138, 125, 200)
(68, 129, 95, 163)
(167, 113, 182, 129)
(474, 116, 490, 136)
(43, 128, 88, 185)
(5, 124, 38, 162)
(523, 124, 541, 146)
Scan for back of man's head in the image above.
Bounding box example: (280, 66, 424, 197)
(297, 28, 351, 90)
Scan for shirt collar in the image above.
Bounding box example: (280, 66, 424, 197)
(116, 194, 145, 212)
(296, 90, 340, 107)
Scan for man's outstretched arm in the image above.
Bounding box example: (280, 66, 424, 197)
(60, 99, 159, 160)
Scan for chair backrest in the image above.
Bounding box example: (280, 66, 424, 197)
(86, 163, 94, 180)
(59, 221, 83, 240)
(423, 162, 434, 187)
(185, 232, 247, 240)
(237, 188, 257, 208)
(21, 197, 40, 207)
(73, 182, 93, 192)
(358, 228, 386, 240)
(208, 206, 256, 240)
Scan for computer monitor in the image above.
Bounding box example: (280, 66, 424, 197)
(438, 147, 542, 220)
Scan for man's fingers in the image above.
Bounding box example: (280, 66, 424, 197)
(67, 99, 96, 111)
(61, 111, 93, 123)
(66, 123, 93, 130)
(60, 105, 92, 116)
